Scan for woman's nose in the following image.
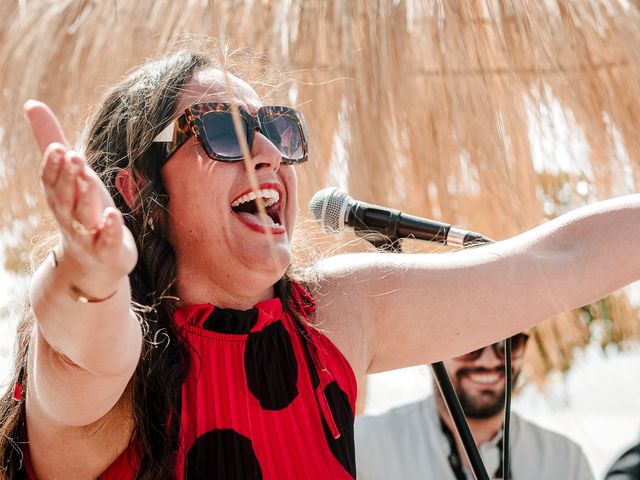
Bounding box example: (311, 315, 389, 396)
(250, 130, 281, 171)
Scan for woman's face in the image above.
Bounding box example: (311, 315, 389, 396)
(161, 68, 298, 300)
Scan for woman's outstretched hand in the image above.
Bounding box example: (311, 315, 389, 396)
(24, 100, 137, 296)
(23, 101, 143, 432)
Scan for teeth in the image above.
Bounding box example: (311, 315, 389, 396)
(231, 189, 280, 208)
(467, 373, 502, 385)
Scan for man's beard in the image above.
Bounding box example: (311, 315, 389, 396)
(456, 383, 506, 418)
(454, 367, 519, 419)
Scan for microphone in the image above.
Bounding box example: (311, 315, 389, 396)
(308, 187, 491, 247)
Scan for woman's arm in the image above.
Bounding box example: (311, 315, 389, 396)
(25, 101, 141, 427)
(315, 195, 640, 377)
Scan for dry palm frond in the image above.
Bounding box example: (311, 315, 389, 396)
(1, 0, 639, 384)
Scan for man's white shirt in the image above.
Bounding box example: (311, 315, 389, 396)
(355, 395, 594, 480)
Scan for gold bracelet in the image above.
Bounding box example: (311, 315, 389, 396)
(51, 250, 119, 304)
(68, 284, 118, 304)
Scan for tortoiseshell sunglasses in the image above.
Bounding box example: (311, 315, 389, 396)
(153, 102, 309, 165)
(456, 333, 529, 361)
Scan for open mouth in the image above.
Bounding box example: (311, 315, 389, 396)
(230, 186, 285, 234)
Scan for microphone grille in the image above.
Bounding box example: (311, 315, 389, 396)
(308, 187, 350, 232)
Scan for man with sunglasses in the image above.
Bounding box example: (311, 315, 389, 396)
(606, 442, 640, 479)
(355, 333, 595, 479)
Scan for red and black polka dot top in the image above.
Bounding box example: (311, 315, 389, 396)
(21, 281, 357, 479)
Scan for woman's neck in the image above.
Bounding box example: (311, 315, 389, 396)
(174, 264, 277, 309)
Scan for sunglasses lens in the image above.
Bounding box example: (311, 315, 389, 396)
(510, 334, 529, 357)
(495, 334, 528, 359)
(262, 115, 305, 161)
(457, 334, 529, 362)
(202, 112, 248, 159)
(457, 349, 482, 361)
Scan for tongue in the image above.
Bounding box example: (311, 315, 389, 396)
(237, 211, 277, 227)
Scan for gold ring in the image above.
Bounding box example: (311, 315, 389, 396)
(71, 219, 100, 236)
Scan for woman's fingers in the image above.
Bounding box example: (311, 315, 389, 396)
(28, 100, 136, 278)
(40, 145, 104, 238)
(41, 149, 92, 238)
(73, 164, 103, 232)
(95, 208, 123, 250)
(95, 208, 138, 275)
(24, 100, 70, 153)
(41, 144, 66, 186)
(54, 152, 82, 218)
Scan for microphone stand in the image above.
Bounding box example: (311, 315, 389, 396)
(431, 362, 490, 480)
(366, 237, 491, 480)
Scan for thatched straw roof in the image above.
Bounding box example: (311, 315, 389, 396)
(1, 0, 639, 384)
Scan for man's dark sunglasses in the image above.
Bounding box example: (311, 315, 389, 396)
(456, 333, 529, 362)
(153, 102, 309, 165)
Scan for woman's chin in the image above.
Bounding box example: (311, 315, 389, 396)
(243, 243, 292, 280)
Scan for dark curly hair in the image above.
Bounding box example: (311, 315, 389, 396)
(0, 47, 303, 479)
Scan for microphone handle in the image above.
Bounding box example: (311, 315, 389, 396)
(397, 212, 451, 243)
(348, 201, 492, 246)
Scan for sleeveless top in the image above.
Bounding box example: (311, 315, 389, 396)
(19, 282, 357, 479)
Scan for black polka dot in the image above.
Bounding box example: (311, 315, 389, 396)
(184, 429, 263, 480)
(321, 381, 356, 478)
(244, 321, 298, 410)
(202, 307, 258, 334)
